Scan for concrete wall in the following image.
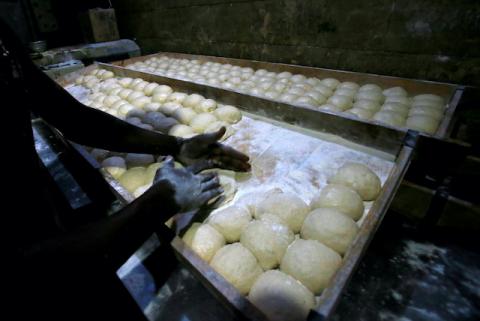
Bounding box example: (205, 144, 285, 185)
(112, 0, 480, 86)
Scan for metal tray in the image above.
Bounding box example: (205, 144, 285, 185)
(56, 63, 415, 320)
(112, 52, 465, 139)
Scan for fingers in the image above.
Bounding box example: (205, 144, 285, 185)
(187, 160, 215, 174)
(199, 127, 226, 145)
(212, 155, 251, 172)
(201, 175, 220, 192)
(213, 144, 250, 162)
(200, 187, 223, 204)
(164, 156, 175, 168)
(200, 172, 217, 182)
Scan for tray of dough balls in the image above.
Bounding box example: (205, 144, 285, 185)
(59, 65, 411, 321)
(116, 52, 463, 137)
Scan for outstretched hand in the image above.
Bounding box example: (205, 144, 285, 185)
(176, 127, 250, 172)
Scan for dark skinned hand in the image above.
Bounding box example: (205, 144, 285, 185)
(176, 127, 251, 172)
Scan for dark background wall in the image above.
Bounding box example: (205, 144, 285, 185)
(111, 0, 480, 87)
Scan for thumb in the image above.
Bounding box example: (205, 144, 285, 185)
(164, 156, 175, 168)
(202, 127, 226, 144)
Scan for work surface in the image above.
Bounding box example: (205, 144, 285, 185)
(120, 213, 480, 321)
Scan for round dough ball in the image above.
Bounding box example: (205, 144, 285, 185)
(128, 78, 144, 89)
(118, 167, 148, 193)
(111, 99, 128, 110)
(119, 77, 133, 88)
(173, 107, 197, 124)
(346, 108, 374, 120)
(127, 91, 145, 103)
(381, 102, 410, 117)
(383, 86, 407, 97)
(318, 104, 343, 112)
(313, 84, 334, 97)
(159, 102, 182, 116)
(100, 70, 114, 80)
(240, 218, 295, 269)
(145, 162, 163, 184)
(280, 239, 342, 294)
(133, 183, 152, 198)
(152, 85, 173, 96)
(210, 243, 262, 295)
(182, 223, 202, 247)
(167, 92, 188, 104)
(125, 153, 155, 167)
(235, 188, 284, 217)
(126, 108, 147, 119)
(373, 110, 405, 127)
(352, 99, 381, 112)
(311, 184, 364, 220)
(321, 78, 340, 89)
(118, 88, 134, 100)
(214, 105, 242, 124)
(103, 95, 121, 108)
(190, 224, 226, 262)
(255, 192, 309, 233)
(143, 102, 161, 112)
(406, 115, 439, 134)
(143, 111, 165, 125)
(328, 162, 381, 201)
(132, 80, 149, 92)
(183, 93, 205, 108)
(294, 96, 319, 107)
(152, 92, 170, 104)
(305, 91, 327, 104)
(101, 156, 127, 179)
(190, 113, 217, 133)
(359, 83, 382, 92)
(291, 74, 307, 83)
(327, 95, 353, 110)
(413, 94, 444, 105)
(118, 104, 136, 116)
(301, 208, 359, 255)
(334, 88, 357, 98)
(131, 96, 151, 109)
(409, 105, 443, 120)
(168, 124, 196, 138)
(385, 95, 411, 106)
(356, 90, 384, 103)
(208, 206, 252, 243)
(196, 99, 217, 113)
(143, 83, 159, 96)
(279, 93, 299, 103)
(249, 270, 315, 321)
(338, 81, 360, 91)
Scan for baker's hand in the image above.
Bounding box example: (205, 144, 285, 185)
(176, 127, 250, 172)
(150, 156, 222, 212)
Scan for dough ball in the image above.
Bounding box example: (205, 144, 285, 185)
(100, 70, 114, 80)
(208, 206, 252, 243)
(313, 84, 334, 97)
(235, 188, 284, 217)
(240, 217, 295, 269)
(75, 75, 84, 85)
(103, 95, 121, 108)
(409, 105, 443, 120)
(168, 124, 196, 138)
(118, 104, 136, 117)
(279, 93, 299, 103)
(380, 102, 410, 117)
(167, 92, 188, 104)
(118, 88, 134, 100)
(329, 162, 381, 201)
(214, 105, 242, 124)
(318, 104, 343, 112)
(183, 93, 205, 108)
(305, 91, 327, 104)
(383, 86, 407, 97)
(133, 183, 152, 198)
(301, 208, 359, 255)
(327, 95, 353, 110)
(359, 84, 382, 92)
(159, 102, 182, 116)
(321, 78, 340, 89)
(125, 153, 155, 167)
(132, 80, 149, 92)
(291, 74, 306, 83)
(352, 100, 381, 114)
(111, 99, 128, 110)
(249, 270, 315, 321)
(294, 96, 319, 107)
(118, 167, 148, 193)
(311, 184, 364, 220)
(143, 102, 161, 112)
(210, 243, 263, 295)
(280, 239, 342, 294)
(334, 88, 357, 98)
(385, 95, 411, 106)
(216, 173, 237, 205)
(101, 156, 127, 179)
(182, 223, 201, 247)
(145, 162, 163, 184)
(196, 99, 217, 113)
(126, 108, 147, 119)
(143, 83, 159, 96)
(127, 91, 145, 103)
(356, 90, 384, 103)
(190, 113, 217, 133)
(172, 107, 197, 124)
(131, 96, 151, 109)
(190, 224, 226, 262)
(255, 192, 309, 233)
(338, 81, 360, 91)
(118, 77, 133, 88)
(152, 85, 173, 96)
(413, 94, 444, 105)
(406, 115, 439, 134)
(346, 108, 374, 119)
(373, 110, 405, 127)
(152, 92, 170, 104)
